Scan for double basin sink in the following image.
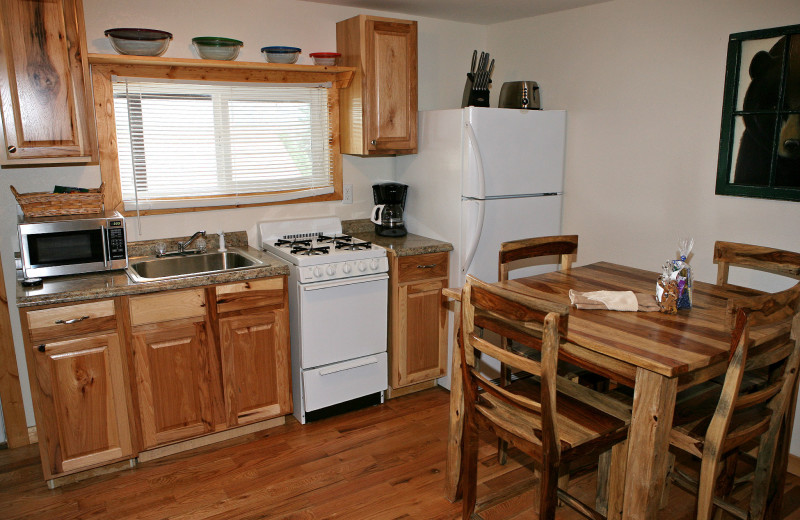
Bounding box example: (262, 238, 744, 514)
(127, 249, 266, 283)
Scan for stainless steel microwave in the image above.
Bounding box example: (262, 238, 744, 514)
(18, 212, 128, 279)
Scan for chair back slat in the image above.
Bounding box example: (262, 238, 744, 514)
(714, 241, 800, 286)
(499, 235, 579, 281)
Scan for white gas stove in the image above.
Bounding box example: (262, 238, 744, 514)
(258, 217, 388, 424)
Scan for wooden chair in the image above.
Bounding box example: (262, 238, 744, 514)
(666, 284, 800, 520)
(459, 275, 630, 520)
(713, 241, 800, 287)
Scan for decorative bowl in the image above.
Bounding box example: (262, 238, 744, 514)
(104, 28, 172, 57)
(192, 37, 243, 61)
(261, 46, 301, 64)
(309, 52, 340, 66)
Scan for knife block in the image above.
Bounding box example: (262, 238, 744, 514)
(461, 73, 491, 108)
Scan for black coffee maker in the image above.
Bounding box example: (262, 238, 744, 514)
(371, 182, 408, 237)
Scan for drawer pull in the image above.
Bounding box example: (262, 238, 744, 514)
(37, 344, 46, 353)
(417, 264, 437, 269)
(55, 316, 89, 325)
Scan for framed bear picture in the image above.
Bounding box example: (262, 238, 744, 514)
(715, 24, 800, 201)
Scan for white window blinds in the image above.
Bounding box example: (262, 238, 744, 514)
(112, 78, 334, 210)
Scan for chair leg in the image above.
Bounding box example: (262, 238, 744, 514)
(597, 440, 627, 520)
(697, 453, 724, 520)
(557, 464, 570, 507)
(539, 460, 560, 520)
(461, 419, 479, 520)
(497, 439, 508, 465)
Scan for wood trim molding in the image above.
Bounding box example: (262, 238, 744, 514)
(88, 55, 349, 215)
(0, 255, 29, 448)
(789, 453, 800, 477)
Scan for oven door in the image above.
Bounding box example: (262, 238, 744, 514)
(297, 273, 388, 369)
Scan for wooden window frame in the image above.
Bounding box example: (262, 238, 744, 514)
(715, 24, 800, 202)
(89, 54, 354, 216)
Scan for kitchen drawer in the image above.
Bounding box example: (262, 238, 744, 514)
(215, 277, 284, 314)
(302, 352, 387, 412)
(397, 252, 449, 283)
(129, 288, 206, 326)
(27, 300, 117, 343)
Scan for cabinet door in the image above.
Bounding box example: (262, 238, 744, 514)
(365, 18, 417, 154)
(219, 308, 292, 427)
(131, 320, 214, 449)
(394, 278, 448, 387)
(0, 0, 95, 163)
(32, 333, 132, 478)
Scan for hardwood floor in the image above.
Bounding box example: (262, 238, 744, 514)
(1, 388, 799, 519)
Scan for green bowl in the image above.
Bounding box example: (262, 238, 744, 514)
(192, 37, 243, 61)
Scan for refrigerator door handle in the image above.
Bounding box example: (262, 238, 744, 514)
(462, 198, 485, 274)
(465, 122, 486, 200)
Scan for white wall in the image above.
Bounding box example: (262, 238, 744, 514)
(488, 0, 800, 453)
(0, 0, 486, 428)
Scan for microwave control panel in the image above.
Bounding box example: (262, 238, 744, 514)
(107, 221, 126, 260)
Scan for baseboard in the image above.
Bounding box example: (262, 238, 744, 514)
(789, 454, 800, 477)
(137, 416, 285, 463)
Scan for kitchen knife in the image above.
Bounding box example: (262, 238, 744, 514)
(470, 50, 477, 74)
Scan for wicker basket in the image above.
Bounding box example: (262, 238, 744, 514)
(11, 184, 105, 217)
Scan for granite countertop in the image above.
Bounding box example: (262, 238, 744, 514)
(17, 231, 290, 307)
(342, 219, 453, 257)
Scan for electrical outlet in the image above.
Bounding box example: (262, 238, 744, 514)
(343, 184, 353, 204)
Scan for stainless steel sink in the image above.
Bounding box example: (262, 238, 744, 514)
(127, 250, 265, 282)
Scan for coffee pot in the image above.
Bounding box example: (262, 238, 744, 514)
(371, 182, 408, 237)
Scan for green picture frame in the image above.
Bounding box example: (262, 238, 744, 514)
(715, 24, 800, 201)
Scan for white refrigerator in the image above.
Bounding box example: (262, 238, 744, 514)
(396, 107, 567, 388)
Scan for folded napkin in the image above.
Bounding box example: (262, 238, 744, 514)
(569, 290, 660, 312)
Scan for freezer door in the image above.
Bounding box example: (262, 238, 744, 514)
(459, 194, 564, 284)
(463, 108, 566, 198)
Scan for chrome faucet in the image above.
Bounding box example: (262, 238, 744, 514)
(178, 231, 206, 254)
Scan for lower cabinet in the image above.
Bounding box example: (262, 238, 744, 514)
(21, 275, 291, 483)
(22, 299, 134, 481)
(388, 251, 449, 394)
(219, 308, 292, 427)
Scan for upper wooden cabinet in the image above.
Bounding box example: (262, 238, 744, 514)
(337, 15, 418, 156)
(0, 0, 96, 165)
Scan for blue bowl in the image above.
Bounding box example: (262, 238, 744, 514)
(261, 46, 301, 64)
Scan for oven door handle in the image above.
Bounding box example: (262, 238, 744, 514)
(301, 273, 388, 291)
(100, 225, 109, 267)
(318, 356, 380, 376)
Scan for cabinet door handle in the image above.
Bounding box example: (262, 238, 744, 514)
(370, 140, 377, 145)
(37, 344, 46, 352)
(8, 145, 16, 153)
(55, 315, 89, 325)
(417, 264, 437, 269)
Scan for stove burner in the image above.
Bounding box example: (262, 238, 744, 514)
(317, 234, 352, 243)
(291, 245, 330, 255)
(276, 238, 312, 248)
(335, 240, 373, 251)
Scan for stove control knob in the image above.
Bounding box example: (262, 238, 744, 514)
(343, 263, 352, 274)
(358, 261, 367, 272)
(370, 259, 379, 270)
(313, 266, 322, 278)
(326, 265, 336, 276)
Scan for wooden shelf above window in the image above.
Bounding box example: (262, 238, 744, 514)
(87, 54, 355, 89)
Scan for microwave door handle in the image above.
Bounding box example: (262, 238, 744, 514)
(100, 226, 108, 267)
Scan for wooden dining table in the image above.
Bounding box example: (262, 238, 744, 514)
(444, 262, 794, 520)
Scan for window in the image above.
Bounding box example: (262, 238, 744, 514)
(715, 24, 800, 201)
(89, 58, 352, 215)
(114, 79, 333, 210)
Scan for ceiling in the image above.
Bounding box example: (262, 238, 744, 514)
(301, 0, 613, 25)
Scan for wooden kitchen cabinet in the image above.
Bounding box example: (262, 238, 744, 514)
(215, 278, 292, 427)
(337, 15, 418, 156)
(21, 299, 133, 482)
(0, 0, 96, 164)
(387, 251, 449, 396)
(129, 289, 215, 449)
